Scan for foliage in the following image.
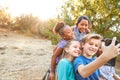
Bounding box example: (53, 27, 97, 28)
(13, 14, 41, 34)
(59, 0, 120, 41)
(117, 55, 120, 62)
(0, 7, 12, 27)
(13, 14, 60, 44)
(38, 19, 60, 44)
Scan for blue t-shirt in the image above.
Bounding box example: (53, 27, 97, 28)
(73, 55, 101, 80)
(74, 27, 86, 42)
(57, 58, 75, 80)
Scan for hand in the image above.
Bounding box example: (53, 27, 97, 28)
(49, 72, 55, 80)
(113, 73, 120, 80)
(101, 37, 120, 60)
(85, 28, 91, 34)
(96, 48, 102, 57)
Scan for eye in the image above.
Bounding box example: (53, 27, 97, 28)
(80, 23, 84, 26)
(73, 46, 77, 48)
(89, 43, 93, 45)
(85, 25, 88, 27)
(95, 44, 99, 47)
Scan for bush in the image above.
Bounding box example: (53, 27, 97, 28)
(13, 14, 41, 34)
(117, 55, 120, 62)
(38, 19, 60, 45)
(12, 14, 60, 45)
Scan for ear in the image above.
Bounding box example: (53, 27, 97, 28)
(64, 48, 69, 53)
(61, 35, 65, 39)
(81, 43, 84, 49)
(96, 48, 102, 57)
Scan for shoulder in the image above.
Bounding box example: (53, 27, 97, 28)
(73, 56, 85, 65)
(74, 56, 85, 61)
(59, 58, 71, 64)
(57, 58, 71, 68)
(57, 39, 67, 48)
(71, 25, 76, 31)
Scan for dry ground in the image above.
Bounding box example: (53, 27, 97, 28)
(0, 28, 53, 80)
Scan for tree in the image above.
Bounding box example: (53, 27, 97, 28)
(59, 0, 120, 40)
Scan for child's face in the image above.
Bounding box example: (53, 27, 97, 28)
(77, 19, 89, 33)
(66, 41, 82, 57)
(82, 38, 101, 58)
(63, 27, 75, 40)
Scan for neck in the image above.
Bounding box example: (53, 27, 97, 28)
(83, 53, 92, 59)
(65, 54, 74, 62)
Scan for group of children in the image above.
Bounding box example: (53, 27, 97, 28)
(48, 16, 120, 80)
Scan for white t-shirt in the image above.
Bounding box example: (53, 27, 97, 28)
(100, 66, 115, 80)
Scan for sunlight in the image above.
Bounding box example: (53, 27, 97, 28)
(0, 0, 63, 20)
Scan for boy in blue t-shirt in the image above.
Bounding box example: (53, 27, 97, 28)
(73, 33, 120, 80)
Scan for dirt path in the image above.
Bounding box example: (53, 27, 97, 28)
(0, 28, 120, 80)
(0, 29, 53, 80)
(115, 61, 120, 76)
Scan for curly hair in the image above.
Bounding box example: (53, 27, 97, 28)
(53, 21, 65, 35)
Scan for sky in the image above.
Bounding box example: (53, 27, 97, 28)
(0, 0, 63, 20)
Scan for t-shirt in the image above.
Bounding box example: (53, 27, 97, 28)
(73, 55, 101, 80)
(57, 58, 75, 80)
(56, 39, 67, 64)
(74, 27, 86, 42)
(57, 39, 67, 48)
(100, 66, 115, 80)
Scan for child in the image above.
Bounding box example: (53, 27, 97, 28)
(72, 16, 91, 42)
(56, 39, 82, 80)
(97, 38, 120, 80)
(49, 21, 74, 80)
(73, 33, 120, 80)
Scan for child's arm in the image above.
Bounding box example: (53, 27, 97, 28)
(113, 73, 120, 80)
(50, 47, 63, 80)
(77, 37, 120, 78)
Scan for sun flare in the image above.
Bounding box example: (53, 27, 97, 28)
(0, 0, 63, 20)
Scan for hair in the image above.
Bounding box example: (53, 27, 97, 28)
(53, 21, 67, 36)
(102, 38, 119, 46)
(82, 33, 102, 44)
(62, 39, 79, 55)
(76, 16, 91, 27)
(96, 38, 119, 57)
(101, 38, 119, 66)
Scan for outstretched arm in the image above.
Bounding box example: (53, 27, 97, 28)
(78, 37, 120, 78)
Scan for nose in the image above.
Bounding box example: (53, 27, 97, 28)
(83, 25, 86, 29)
(70, 31, 74, 36)
(77, 48, 82, 54)
(91, 45, 98, 51)
(76, 47, 81, 51)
